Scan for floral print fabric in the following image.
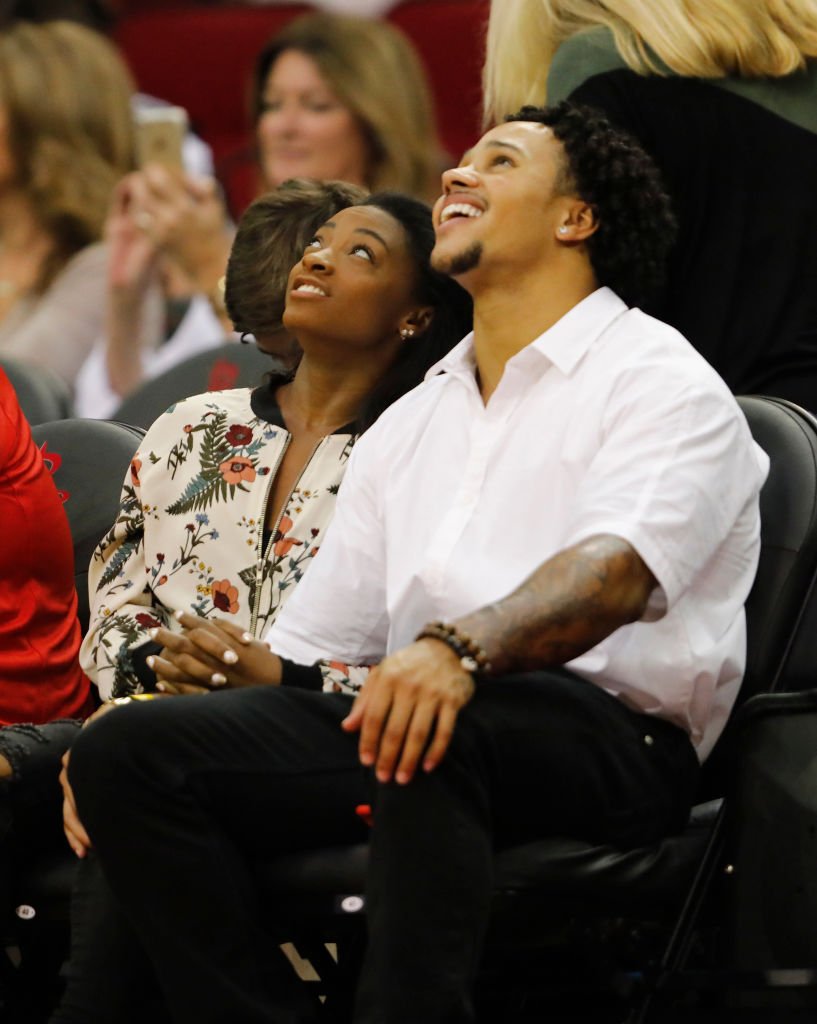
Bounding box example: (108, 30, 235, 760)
(81, 387, 358, 699)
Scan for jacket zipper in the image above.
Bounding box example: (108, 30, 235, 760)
(248, 436, 325, 638)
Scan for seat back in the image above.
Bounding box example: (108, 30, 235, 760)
(699, 396, 817, 797)
(0, 356, 72, 425)
(31, 419, 146, 635)
(111, 344, 271, 430)
(736, 396, 817, 700)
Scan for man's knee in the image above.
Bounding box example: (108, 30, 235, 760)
(69, 702, 169, 807)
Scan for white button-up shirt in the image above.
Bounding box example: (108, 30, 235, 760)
(267, 288, 769, 760)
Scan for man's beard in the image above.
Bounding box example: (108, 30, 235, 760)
(432, 241, 483, 278)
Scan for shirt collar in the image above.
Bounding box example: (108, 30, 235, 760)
(425, 287, 629, 383)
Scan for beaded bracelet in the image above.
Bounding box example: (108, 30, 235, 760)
(415, 621, 492, 675)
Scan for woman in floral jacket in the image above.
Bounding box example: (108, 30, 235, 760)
(81, 186, 472, 700)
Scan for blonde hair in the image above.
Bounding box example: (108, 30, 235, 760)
(484, 0, 817, 123)
(253, 12, 441, 201)
(0, 20, 136, 287)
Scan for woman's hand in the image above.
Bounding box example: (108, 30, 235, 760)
(61, 744, 91, 858)
(60, 702, 121, 857)
(130, 165, 234, 295)
(149, 612, 282, 694)
(106, 173, 161, 299)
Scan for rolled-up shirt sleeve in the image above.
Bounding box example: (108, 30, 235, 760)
(563, 364, 768, 618)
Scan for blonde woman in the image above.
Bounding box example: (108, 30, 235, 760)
(484, 0, 817, 408)
(0, 20, 135, 388)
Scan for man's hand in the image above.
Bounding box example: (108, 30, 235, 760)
(149, 612, 282, 693)
(341, 638, 475, 786)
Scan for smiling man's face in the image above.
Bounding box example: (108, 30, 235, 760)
(431, 121, 573, 284)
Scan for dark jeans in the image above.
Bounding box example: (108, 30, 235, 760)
(0, 719, 82, 877)
(0, 720, 83, 1023)
(53, 672, 699, 1024)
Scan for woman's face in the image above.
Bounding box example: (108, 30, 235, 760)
(257, 49, 372, 189)
(283, 205, 423, 351)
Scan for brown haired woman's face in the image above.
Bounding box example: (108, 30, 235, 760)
(282, 205, 420, 351)
(258, 49, 371, 189)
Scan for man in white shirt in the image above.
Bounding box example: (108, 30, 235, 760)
(63, 103, 768, 1023)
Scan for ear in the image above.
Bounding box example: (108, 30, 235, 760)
(398, 305, 434, 340)
(555, 200, 599, 244)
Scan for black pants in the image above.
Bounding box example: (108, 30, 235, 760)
(54, 672, 699, 1024)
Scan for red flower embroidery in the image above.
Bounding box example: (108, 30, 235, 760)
(130, 457, 142, 486)
(157, 575, 168, 586)
(211, 579, 239, 614)
(272, 515, 304, 557)
(135, 613, 161, 629)
(226, 424, 253, 446)
(218, 456, 256, 485)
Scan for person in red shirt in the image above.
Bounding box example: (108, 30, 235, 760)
(0, 366, 92, 863)
(0, 368, 91, 726)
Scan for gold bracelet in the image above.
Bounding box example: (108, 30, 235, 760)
(108, 693, 159, 707)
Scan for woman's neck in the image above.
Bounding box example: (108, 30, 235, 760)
(276, 351, 384, 436)
(0, 191, 55, 313)
(0, 190, 50, 252)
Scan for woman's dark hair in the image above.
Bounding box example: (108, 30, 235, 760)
(355, 191, 473, 430)
(507, 102, 677, 309)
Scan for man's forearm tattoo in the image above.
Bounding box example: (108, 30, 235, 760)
(455, 534, 656, 676)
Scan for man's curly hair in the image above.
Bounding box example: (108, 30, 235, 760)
(506, 102, 677, 309)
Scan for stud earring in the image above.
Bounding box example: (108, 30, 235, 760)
(558, 226, 569, 235)
(400, 327, 415, 340)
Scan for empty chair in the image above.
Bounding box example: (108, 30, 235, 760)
(31, 418, 146, 634)
(109, 344, 271, 430)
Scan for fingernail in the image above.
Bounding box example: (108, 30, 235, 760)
(146, 655, 155, 669)
(396, 771, 409, 785)
(174, 609, 184, 622)
(241, 632, 252, 643)
(156, 681, 167, 692)
(222, 650, 238, 665)
(148, 627, 159, 639)
(359, 751, 374, 766)
(211, 672, 227, 687)
(376, 769, 390, 784)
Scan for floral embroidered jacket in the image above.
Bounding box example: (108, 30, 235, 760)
(80, 383, 363, 700)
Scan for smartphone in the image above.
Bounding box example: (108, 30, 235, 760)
(134, 105, 188, 169)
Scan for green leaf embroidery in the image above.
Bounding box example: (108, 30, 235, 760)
(96, 538, 141, 590)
